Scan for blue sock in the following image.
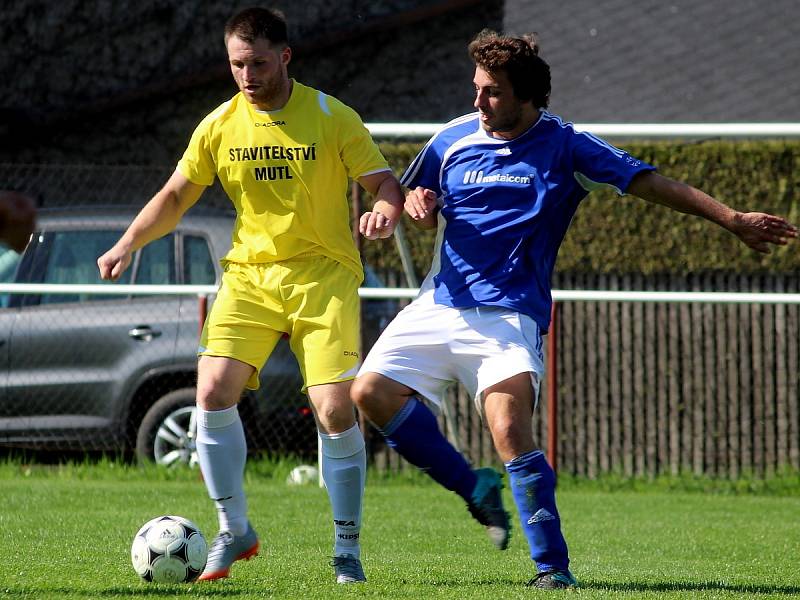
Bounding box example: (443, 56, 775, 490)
(381, 398, 477, 500)
(505, 450, 569, 572)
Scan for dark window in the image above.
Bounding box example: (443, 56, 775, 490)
(40, 230, 131, 304)
(183, 235, 216, 285)
(135, 236, 175, 285)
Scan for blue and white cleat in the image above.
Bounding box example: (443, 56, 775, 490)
(467, 467, 511, 550)
(198, 524, 259, 581)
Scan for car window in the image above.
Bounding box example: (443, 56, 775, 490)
(0, 247, 21, 308)
(135, 236, 175, 285)
(40, 230, 131, 304)
(183, 235, 216, 285)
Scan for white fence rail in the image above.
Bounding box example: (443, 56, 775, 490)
(365, 122, 800, 139)
(4, 284, 800, 306)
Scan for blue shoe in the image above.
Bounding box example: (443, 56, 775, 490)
(527, 570, 579, 589)
(331, 553, 366, 583)
(198, 525, 259, 581)
(466, 467, 511, 550)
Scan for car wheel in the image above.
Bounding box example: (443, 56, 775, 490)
(136, 388, 199, 468)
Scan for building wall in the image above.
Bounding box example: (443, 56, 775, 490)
(506, 0, 800, 123)
(5, 0, 795, 167)
(0, 0, 501, 165)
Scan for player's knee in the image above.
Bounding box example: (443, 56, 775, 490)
(351, 376, 413, 430)
(350, 375, 380, 412)
(312, 398, 356, 432)
(489, 417, 534, 460)
(488, 414, 513, 439)
(196, 380, 241, 411)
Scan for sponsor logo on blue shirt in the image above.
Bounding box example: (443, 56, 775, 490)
(461, 170, 534, 185)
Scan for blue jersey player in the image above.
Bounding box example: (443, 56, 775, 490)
(352, 30, 797, 589)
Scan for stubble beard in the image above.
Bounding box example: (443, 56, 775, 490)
(242, 75, 289, 110)
(481, 106, 523, 137)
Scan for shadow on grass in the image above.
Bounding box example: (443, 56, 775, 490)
(584, 579, 800, 596)
(388, 577, 800, 596)
(9, 580, 799, 597)
(1, 586, 247, 597)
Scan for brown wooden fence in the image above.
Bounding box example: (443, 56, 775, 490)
(369, 272, 800, 479)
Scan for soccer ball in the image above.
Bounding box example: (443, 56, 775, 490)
(286, 464, 319, 485)
(131, 515, 208, 583)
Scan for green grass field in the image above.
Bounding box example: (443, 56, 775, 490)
(1, 459, 799, 599)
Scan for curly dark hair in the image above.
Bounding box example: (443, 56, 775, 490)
(468, 29, 550, 109)
(224, 7, 289, 46)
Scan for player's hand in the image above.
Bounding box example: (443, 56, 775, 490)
(0, 191, 36, 253)
(97, 246, 133, 281)
(405, 187, 437, 220)
(359, 210, 394, 240)
(731, 211, 798, 253)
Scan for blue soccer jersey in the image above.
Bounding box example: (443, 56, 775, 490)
(401, 111, 655, 332)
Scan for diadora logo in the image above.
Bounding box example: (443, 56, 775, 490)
(255, 120, 286, 127)
(462, 170, 533, 185)
(334, 519, 356, 526)
(343, 350, 359, 358)
(495, 147, 512, 155)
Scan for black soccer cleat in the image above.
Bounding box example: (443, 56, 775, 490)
(527, 569, 579, 589)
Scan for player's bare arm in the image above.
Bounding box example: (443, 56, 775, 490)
(357, 170, 404, 240)
(404, 186, 438, 230)
(98, 170, 206, 280)
(628, 171, 798, 253)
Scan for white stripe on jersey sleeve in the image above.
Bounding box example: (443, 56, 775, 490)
(400, 113, 481, 187)
(542, 112, 626, 157)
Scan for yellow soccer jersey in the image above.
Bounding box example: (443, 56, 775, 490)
(177, 80, 390, 280)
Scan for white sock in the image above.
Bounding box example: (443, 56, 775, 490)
(196, 405, 249, 537)
(319, 424, 366, 559)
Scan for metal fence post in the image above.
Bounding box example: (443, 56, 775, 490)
(547, 301, 559, 474)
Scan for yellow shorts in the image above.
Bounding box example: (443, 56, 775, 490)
(199, 255, 362, 391)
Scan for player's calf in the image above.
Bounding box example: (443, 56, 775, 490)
(505, 451, 571, 574)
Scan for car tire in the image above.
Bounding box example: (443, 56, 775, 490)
(136, 388, 199, 468)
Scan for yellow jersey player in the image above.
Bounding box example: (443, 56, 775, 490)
(98, 7, 403, 585)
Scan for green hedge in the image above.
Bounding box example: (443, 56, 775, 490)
(362, 140, 800, 276)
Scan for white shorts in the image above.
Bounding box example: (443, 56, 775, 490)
(359, 291, 544, 413)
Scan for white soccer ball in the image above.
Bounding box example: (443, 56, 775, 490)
(286, 464, 319, 485)
(131, 515, 208, 583)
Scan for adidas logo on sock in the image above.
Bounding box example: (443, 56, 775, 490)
(527, 508, 555, 524)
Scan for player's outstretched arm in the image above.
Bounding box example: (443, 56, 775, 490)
(404, 186, 438, 230)
(98, 170, 206, 280)
(357, 170, 404, 240)
(628, 171, 798, 254)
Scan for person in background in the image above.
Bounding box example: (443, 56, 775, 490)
(0, 191, 36, 253)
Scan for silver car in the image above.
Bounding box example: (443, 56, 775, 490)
(0, 206, 316, 465)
